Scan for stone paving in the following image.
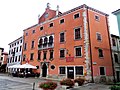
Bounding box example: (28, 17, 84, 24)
(0, 73, 111, 90)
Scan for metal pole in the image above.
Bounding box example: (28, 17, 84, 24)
(33, 82, 35, 90)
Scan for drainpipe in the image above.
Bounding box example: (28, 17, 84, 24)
(105, 15, 116, 83)
(86, 6, 94, 83)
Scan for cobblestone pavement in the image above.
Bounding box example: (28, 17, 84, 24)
(0, 73, 111, 90)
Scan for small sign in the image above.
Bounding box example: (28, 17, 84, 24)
(66, 57, 74, 62)
(93, 62, 97, 65)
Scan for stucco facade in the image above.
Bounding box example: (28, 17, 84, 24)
(112, 9, 120, 36)
(22, 4, 113, 82)
(111, 34, 120, 82)
(7, 36, 23, 72)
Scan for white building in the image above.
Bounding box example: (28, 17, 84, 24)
(7, 36, 23, 72)
(111, 34, 120, 82)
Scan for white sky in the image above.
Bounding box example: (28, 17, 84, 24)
(0, 0, 119, 52)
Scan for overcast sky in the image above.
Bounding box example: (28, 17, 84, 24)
(0, 0, 119, 52)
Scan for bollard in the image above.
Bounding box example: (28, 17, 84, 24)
(33, 82, 35, 90)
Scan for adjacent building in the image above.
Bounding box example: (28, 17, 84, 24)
(0, 48, 4, 66)
(7, 36, 23, 72)
(111, 34, 120, 82)
(22, 3, 113, 82)
(0, 48, 8, 72)
(112, 9, 120, 36)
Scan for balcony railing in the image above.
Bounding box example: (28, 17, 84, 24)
(38, 43, 54, 50)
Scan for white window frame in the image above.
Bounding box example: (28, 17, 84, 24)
(74, 46, 82, 57)
(73, 12, 80, 19)
(74, 26, 82, 40)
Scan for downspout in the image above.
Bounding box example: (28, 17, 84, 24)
(86, 6, 94, 83)
(105, 15, 116, 83)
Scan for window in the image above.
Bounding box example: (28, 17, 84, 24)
(26, 32, 28, 36)
(32, 30, 35, 34)
(12, 57, 14, 62)
(74, 27, 81, 40)
(49, 36, 53, 44)
(19, 46, 22, 51)
(75, 46, 82, 57)
(51, 65, 55, 70)
(30, 53, 34, 60)
(112, 39, 116, 46)
(74, 13, 80, 19)
(100, 67, 105, 75)
(16, 47, 18, 52)
(60, 49, 65, 58)
(1, 57, 3, 60)
(96, 33, 102, 41)
(114, 54, 118, 63)
(49, 23, 53, 27)
(31, 41, 34, 49)
(95, 15, 100, 21)
(60, 32, 65, 43)
(40, 26, 43, 30)
(14, 43, 16, 46)
(60, 19, 64, 24)
(38, 51, 41, 60)
(24, 43, 27, 50)
(23, 55, 26, 61)
(43, 51, 47, 60)
(98, 49, 103, 58)
(50, 50, 53, 59)
(17, 41, 19, 44)
(15, 56, 17, 62)
(75, 66, 83, 75)
(18, 55, 21, 61)
(59, 67, 65, 74)
(20, 40, 22, 43)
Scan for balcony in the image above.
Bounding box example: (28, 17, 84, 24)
(38, 43, 54, 50)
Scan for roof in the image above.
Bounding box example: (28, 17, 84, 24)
(112, 9, 120, 15)
(23, 4, 109, 31)
(111, 34, 120, 39)
(8, 36, 23, 45)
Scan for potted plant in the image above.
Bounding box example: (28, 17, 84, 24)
(74, 77, 85, 86)
(39, 81, 57, 90)
(60, 78, 74, 89)
(110, 85, 120, 90)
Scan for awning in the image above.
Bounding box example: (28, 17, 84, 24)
(20, 63, 37, 69)
(8, 64, 21, 68)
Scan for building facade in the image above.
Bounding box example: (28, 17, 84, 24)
(111, 34, 120, 82)
(112, 9, 120, 36)
(0, 48, 4, 66)
(23, 4, 113, 82)
(7, 36, 23, 72)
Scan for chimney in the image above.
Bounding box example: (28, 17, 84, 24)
(56, 5, 59, 15)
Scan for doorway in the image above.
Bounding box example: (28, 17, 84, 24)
(116, 71, 120, 82)
(42, 63, 47, 77)
(67, 67, 74, 79)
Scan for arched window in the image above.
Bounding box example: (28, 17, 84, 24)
(44, 37, 48, 44)
(49, 36, 53, 44)
(39, 38, 43, 45)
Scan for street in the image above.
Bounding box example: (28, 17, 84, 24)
(0, 73, 111, 90)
